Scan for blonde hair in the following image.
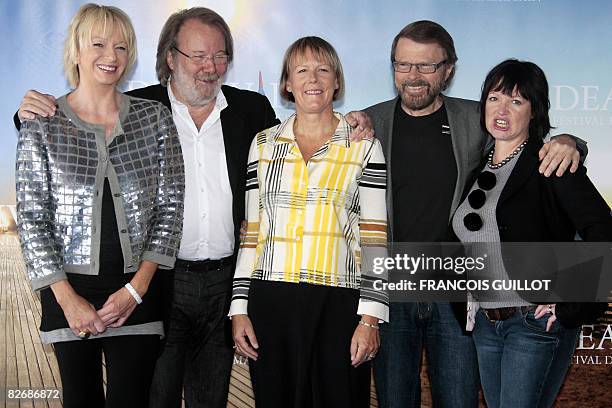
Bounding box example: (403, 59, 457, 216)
(279, 36, 345, 102)
(63, 3, 137, 88)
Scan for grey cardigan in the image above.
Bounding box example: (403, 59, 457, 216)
(16, 94, 185, 290)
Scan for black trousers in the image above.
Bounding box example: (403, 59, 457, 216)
(53, 335, 160, 408)
(149, 263, 235, 408)
(248, 280, 371, 408)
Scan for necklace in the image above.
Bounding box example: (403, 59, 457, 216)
(487, 139, 529, 169)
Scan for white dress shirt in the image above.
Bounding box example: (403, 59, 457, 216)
(168, 84, 235, 260)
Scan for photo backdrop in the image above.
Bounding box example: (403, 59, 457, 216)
(2, 0, 611, 206)
(0, 1, 611, 404)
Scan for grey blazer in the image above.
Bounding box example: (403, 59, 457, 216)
(364, 95, 490, 241)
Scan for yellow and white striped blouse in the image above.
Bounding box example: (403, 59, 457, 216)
(229, 113, 388, 321)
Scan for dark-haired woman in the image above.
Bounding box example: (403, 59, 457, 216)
(452, 59, 612, 408)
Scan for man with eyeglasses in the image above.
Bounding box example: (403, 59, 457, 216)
(15, 7, 373, 408)
(364, 20, 583, 408)
(15, 8, 271, 407)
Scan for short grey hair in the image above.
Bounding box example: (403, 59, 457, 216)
(156, 7, 233, 86)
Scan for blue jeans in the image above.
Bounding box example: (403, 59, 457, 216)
(472, 308, 580, 408)
(374, 302, 479, 408)
(149, 263, 235, 408)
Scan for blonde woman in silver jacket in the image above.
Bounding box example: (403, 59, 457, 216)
(15, 4, 183, 407)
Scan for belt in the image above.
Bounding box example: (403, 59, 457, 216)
(482, 306, 536, 322)
(175, 256, 234, 272)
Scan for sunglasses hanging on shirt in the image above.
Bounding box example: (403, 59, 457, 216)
(463, 171, 496, 232)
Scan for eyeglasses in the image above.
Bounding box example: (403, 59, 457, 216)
(392, 60, 447, 74)
(173, 46, 229, 66)
(463, 171, 496, 232)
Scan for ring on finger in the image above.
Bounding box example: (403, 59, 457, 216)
(547, 305, 553, 314)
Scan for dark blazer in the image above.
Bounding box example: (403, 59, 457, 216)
(15, 84, 280, 256)
(362, 94, 597, 330)
(459, 137, 612, 328)
(125, 84, 280, 254)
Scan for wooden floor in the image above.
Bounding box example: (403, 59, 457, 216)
(0, 233, 379, 408)
(0, 233, 63, 408)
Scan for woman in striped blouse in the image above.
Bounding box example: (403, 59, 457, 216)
(229, 36, 388, 407)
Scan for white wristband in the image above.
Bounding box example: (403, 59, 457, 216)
(124, 283, 143, 304)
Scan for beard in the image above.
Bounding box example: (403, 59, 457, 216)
(398, 77, 445, 111)
(171, 63, 223, 107)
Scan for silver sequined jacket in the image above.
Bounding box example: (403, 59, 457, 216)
(16, 94, 184, 291)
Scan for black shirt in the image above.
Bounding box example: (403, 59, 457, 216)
(99, 178, 124, 274)
(40, 179, 162, 332)
(391, 101, 457, 242)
